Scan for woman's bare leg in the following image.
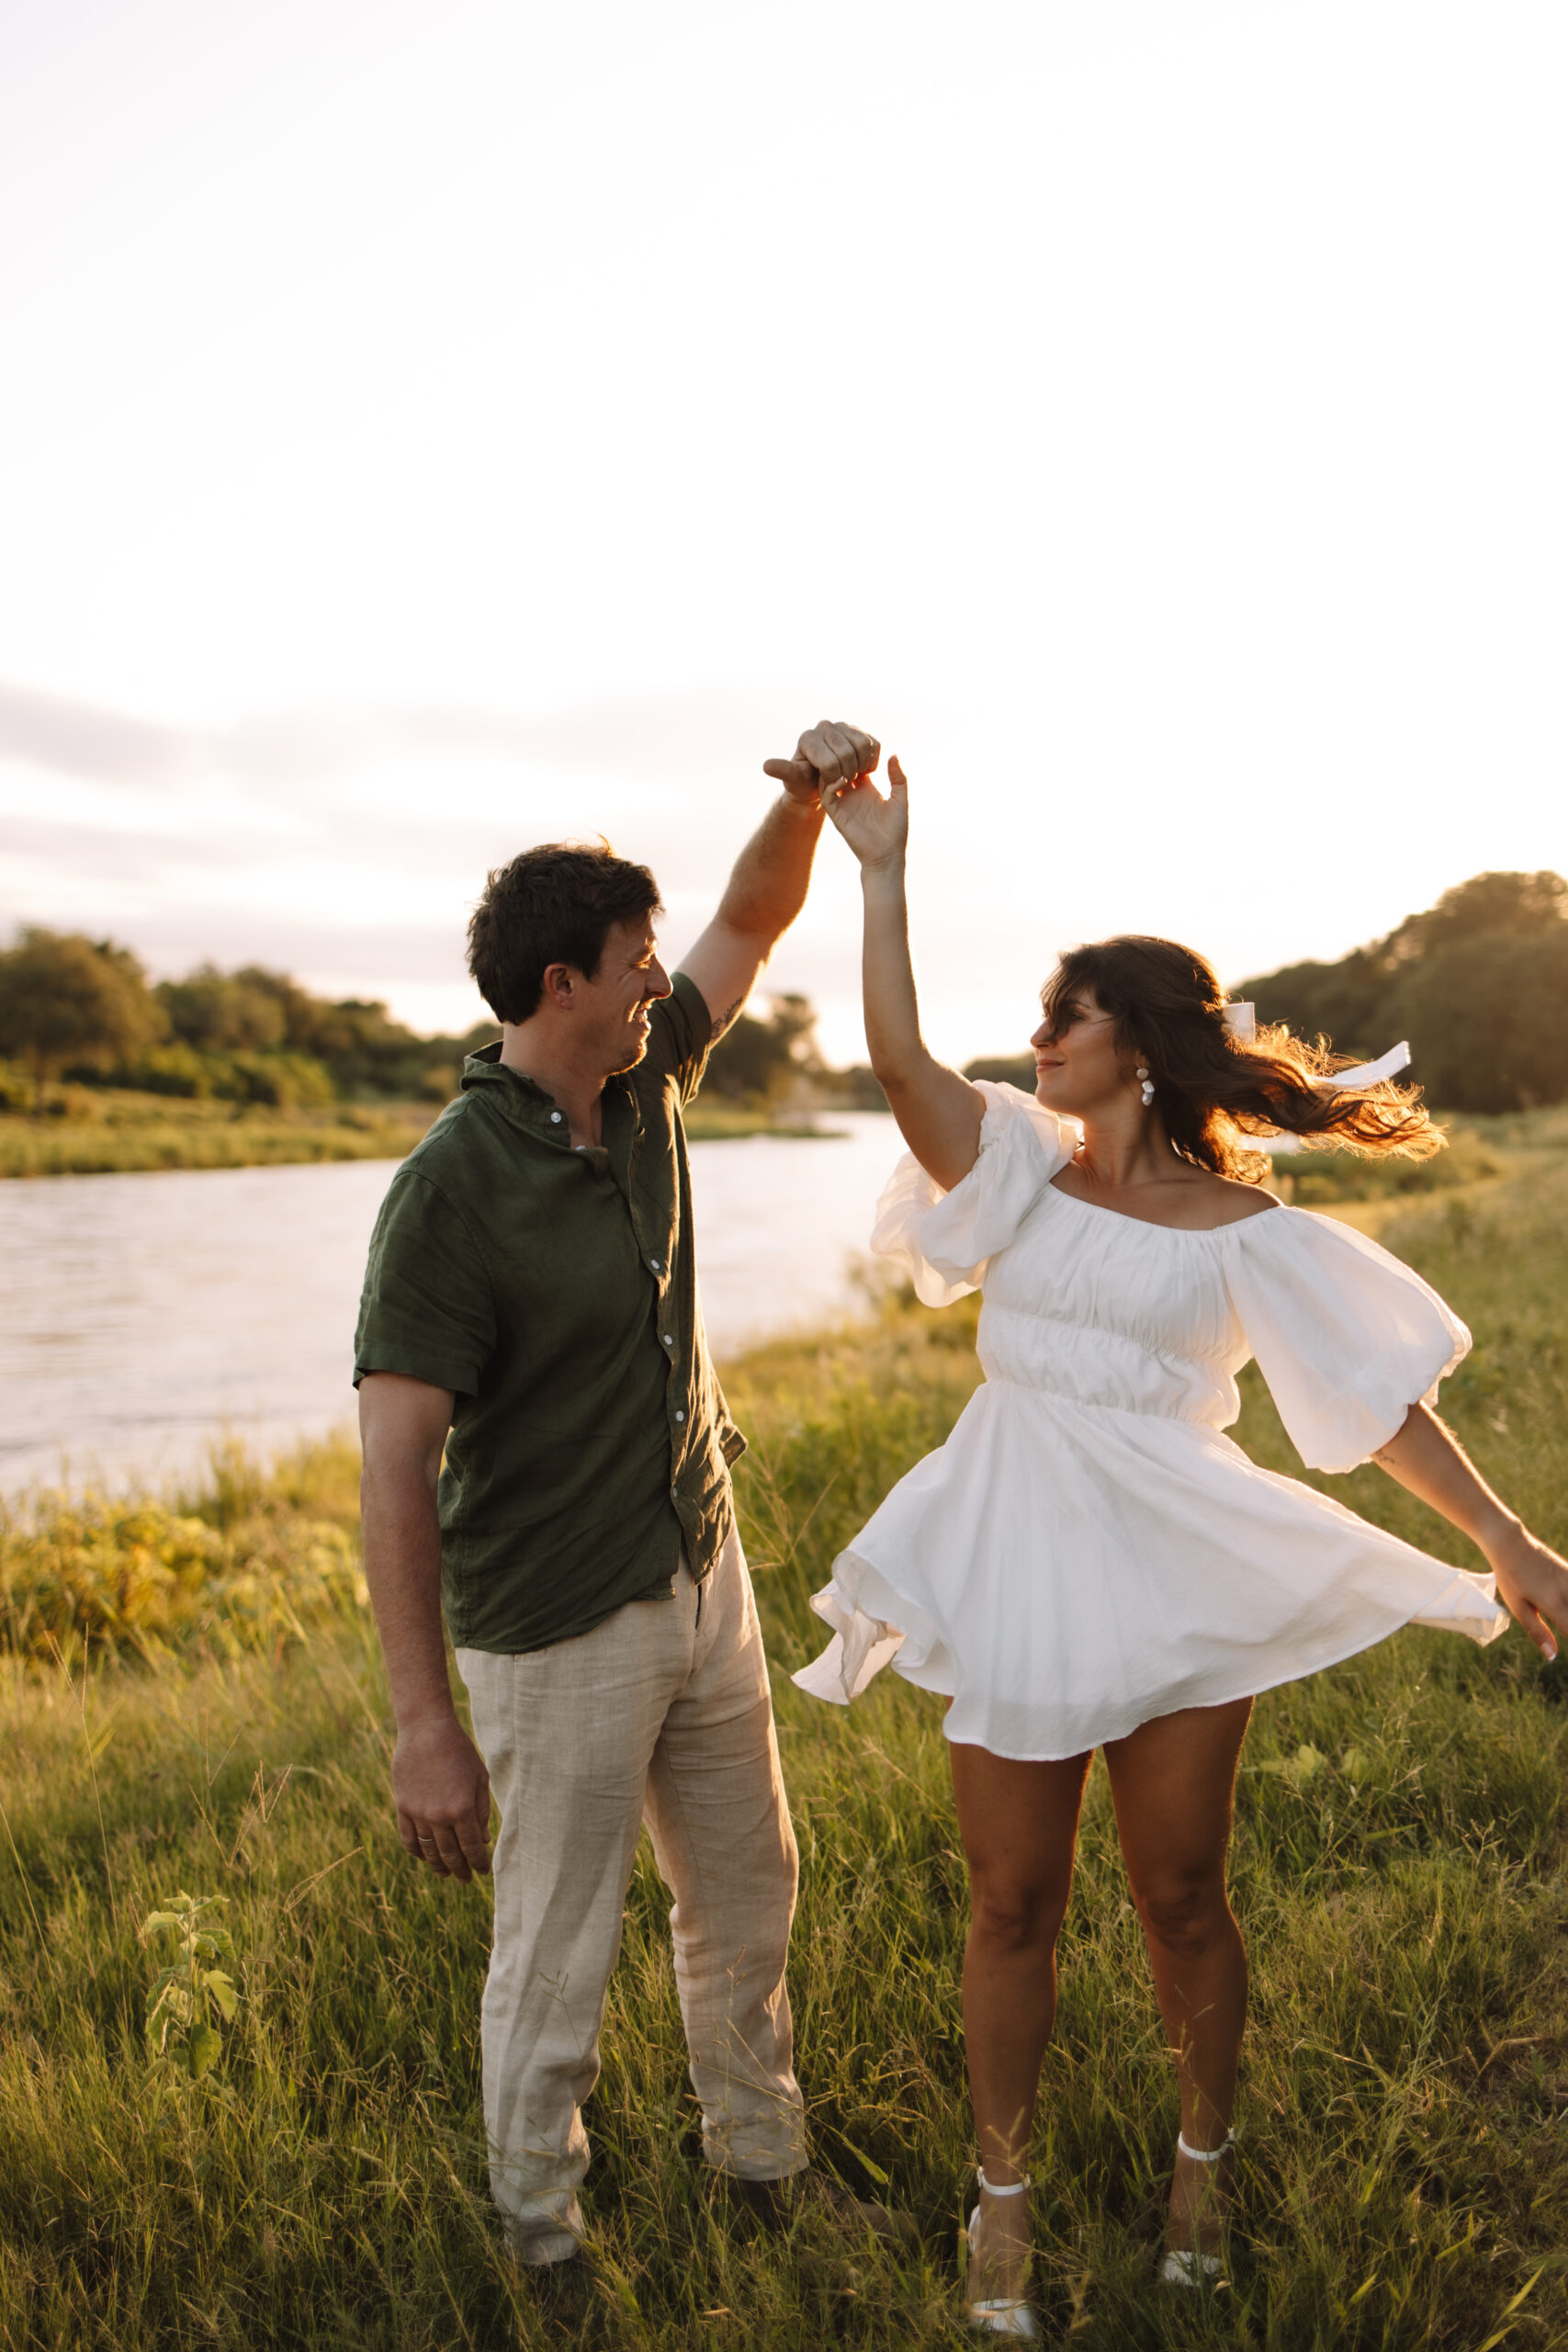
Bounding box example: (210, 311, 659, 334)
(1102, 1697, 1253, 2254)
(949, 1741, 1093, 2298)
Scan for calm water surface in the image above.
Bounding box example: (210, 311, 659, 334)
(0, 1115, 901, 1493)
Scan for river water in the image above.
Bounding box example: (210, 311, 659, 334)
(0, 1114, 904, 1495)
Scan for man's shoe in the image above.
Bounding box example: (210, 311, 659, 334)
(522, 2247, 592, 2315)
(722, 2167, 912, 2246)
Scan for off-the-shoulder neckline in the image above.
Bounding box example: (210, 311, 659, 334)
(1044, 1178, 1286, 1237)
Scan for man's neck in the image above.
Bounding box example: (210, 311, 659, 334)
(499, 1023, 610, 1149)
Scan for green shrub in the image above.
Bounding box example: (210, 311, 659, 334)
(0, 1469, 366, 1667)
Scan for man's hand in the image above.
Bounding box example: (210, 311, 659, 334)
(392, 1713, 493, 1881)
(763, 720, 880, 805)
(680, 719, 878, 1031)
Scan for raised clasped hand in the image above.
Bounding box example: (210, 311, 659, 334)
(818, 749, 908, 873)
(762, 719, 882, 808)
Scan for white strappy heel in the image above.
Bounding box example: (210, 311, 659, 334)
(1156, 2129, 1234, 2288)
(964, 2168, 1041, 2340)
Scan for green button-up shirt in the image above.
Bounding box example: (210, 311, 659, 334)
(353, 972, 743, 1655)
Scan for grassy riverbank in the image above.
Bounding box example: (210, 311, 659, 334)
(0, 1090, 434, 1177)
(0, 1091, 852, 1176)
(2, 1166, 1566, 2347)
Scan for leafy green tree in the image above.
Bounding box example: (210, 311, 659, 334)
(704, 993, 823, 1102)
(0, 928, 164, 1107)
(156, 965, 288, 1052)
(1382, 870, 1568, 965)
(1384, 928, 1568, 1113)
(1242, 948, 1389, 1059)
(1240, 870, 1568, 1110)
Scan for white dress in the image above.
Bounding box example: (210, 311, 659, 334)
(794, 1082, 1506, 1759)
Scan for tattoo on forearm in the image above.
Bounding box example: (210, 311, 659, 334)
(710, 998, 745, 1041)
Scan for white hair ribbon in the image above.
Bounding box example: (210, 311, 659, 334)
(1223, 1001, 1408, 1091)
(1314, 1040, 1411, 1092)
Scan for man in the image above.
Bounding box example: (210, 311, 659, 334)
(354, 721, 879, 2270)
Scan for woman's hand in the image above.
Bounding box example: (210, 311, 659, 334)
(1487, 1523, 1568, 1663)
(821, 752, 909, 873)
(1372, 1404, 1566, 1662)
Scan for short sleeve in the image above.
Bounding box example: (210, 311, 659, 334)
(354, 1169, 498, 1398)
(871, 1080, 1078, 1307)
(643, 970, 716, 1106)
(1223, 1207, 1471, 1473)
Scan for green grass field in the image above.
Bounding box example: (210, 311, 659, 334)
(2, 1159, 1566, 2347)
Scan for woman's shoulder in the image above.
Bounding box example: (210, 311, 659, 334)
(1201, 1173, 1285, 1229)
(971, 1080, 1080, 1167)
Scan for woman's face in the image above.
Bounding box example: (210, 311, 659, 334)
(1030, 980, 1134, 1116)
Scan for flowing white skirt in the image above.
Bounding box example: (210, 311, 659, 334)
(793, 1378, 1506, 1759)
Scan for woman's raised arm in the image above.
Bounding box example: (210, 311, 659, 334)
(822, 756, 985, 1191)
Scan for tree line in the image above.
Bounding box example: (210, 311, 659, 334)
(12, 868, 1551, 1122)
(1237, 869, 1568, 1115)
(0, 929, 844, 1114)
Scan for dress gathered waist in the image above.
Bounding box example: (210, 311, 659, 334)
(972, 1372, 1231, 1429)
(975, 1301, 1242, 1428)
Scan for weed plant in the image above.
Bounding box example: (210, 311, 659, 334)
(1, 1172, 1565, 2346)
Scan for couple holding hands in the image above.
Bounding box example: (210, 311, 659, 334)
(355, 722, 1568, 2335)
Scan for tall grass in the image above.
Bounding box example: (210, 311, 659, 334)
(0, 1096, 434, 1179)
(0, 1090, 838, 1178)
(1, 1170, 1566, 2347)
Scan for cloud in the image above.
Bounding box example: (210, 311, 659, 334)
(2, 674, 870, 799)
(0, 677, 207, 788)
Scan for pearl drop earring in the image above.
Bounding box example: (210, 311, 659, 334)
(1136, 1065, 1155, 1106)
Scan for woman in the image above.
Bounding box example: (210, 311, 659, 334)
(793, 747, 1568, 2338)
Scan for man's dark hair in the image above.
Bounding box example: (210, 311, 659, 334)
(467, 842, 663, 1024)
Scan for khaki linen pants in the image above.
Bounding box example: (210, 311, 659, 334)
(456, 1521, 806, 2263)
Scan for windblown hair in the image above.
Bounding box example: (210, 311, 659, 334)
(1043, 935, 1444, 1182)
(468, 842, 662, 1024)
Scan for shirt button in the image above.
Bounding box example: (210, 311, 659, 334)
(649, 1257, 661, 1272)
(549, 1111, 562, 1124)
(674, 1408, 685, 1423)
(662, 1334, 673, 1348)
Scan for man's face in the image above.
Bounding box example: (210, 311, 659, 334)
(577, 914, 671, 1075)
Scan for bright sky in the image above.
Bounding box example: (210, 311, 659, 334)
(1, 1, 1562, 1065)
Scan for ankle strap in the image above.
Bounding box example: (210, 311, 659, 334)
(1176, 2130, 1235, 2164)
(976, 2166, 1031, 2196)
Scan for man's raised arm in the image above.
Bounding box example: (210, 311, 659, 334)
(678, 719, 880, 1036)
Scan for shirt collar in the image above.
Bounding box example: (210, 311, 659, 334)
(461, 1044, 632, 1139)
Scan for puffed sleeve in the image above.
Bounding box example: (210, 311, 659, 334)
(1222, 1207, 1471, 1473)
(871, 1080, 1078, 1306)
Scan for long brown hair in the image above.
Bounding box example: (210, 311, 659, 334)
(1042, 935, 1444, 1182)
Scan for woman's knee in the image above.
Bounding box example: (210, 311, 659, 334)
(969, 1872, 1070, 1955)
(1132, 1872, 1234, 1959)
